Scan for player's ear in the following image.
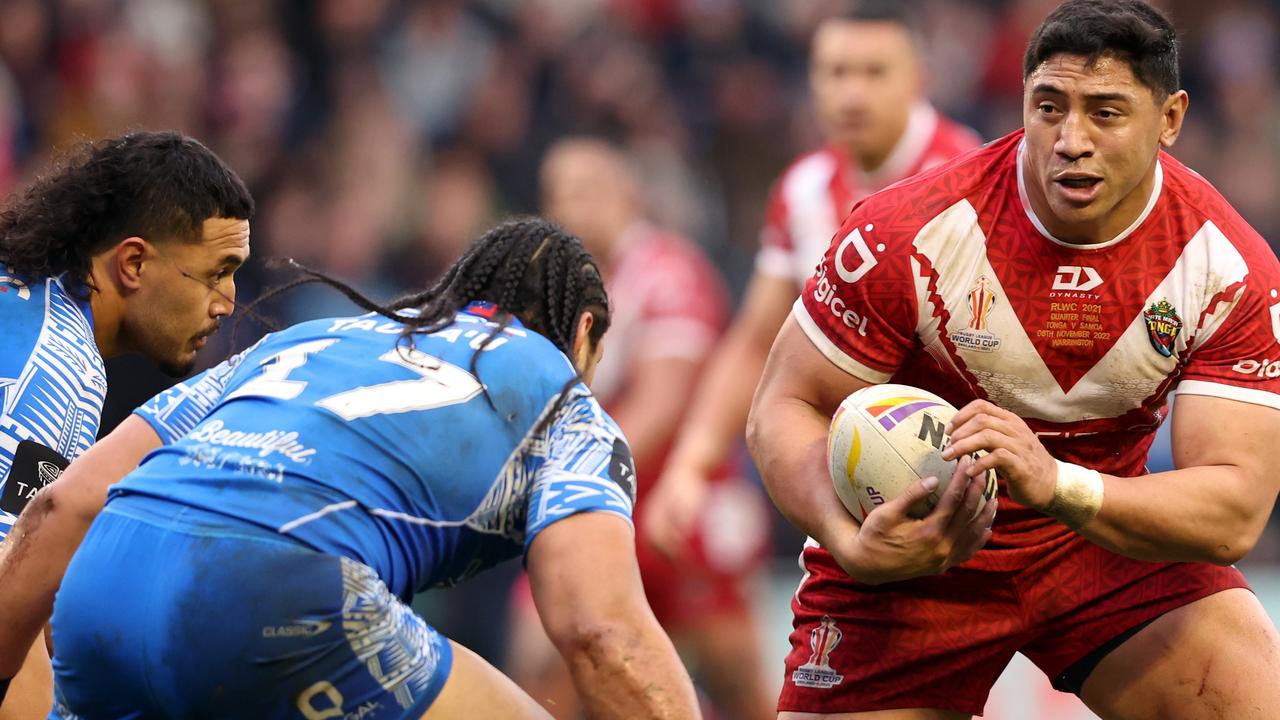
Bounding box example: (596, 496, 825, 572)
(572, 310, 595, 369)
(112, 237, 151, 291)
(1158, 90, 1189, 149)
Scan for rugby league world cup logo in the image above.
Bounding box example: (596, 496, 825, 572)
(791, 615, 845, 689)
(949, 275, 1002, 352)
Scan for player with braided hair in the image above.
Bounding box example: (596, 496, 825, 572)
(0, 217, 698, 719)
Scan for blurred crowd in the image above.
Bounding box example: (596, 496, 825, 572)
(4, 0, 1280, 560)
(5, 0, 1280, 306)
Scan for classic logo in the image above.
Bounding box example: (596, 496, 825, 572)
(263, 619, 333, 638)
(791, 615, 845, 689)
(949, 276, 1003, 352)
(1143, 299, 1182, 358)
(1052, 265, 1103, 292)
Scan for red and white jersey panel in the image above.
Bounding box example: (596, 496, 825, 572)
(591, 222, 730, 408)
(795, 130, 1280, 564)
(756, 103, 981, 288)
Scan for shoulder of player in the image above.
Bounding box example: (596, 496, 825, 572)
(768, 147, 845, 203)
(0, 274, 52, 375)
(1157, 152, 1275, 264)
(845, 131, 1020, 245)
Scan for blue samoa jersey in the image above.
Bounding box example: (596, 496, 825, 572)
(123, 304, 636, 600)
(0, 266, 106, 538)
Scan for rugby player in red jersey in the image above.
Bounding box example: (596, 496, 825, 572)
(750, 1, 1280, 717)
(645, 1, 980, 556)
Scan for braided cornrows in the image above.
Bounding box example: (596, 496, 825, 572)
(233, 217, 608, 429)
(394, 217, 609, 359)
(239, 216, 610, 379)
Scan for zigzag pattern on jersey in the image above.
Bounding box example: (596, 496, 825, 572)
(0, 277, 105, 534)
(340, 556, 441, 710)
(468, 385, 632, 546)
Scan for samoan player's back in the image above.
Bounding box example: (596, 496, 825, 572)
(117, 305, 633, 600)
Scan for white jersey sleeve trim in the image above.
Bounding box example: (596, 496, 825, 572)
(792, 299, 891, 384)
(1175, 380, 1280, 411)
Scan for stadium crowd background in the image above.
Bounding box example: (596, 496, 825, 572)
(2, 0, 1279, 717)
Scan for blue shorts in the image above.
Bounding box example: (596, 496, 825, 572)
(50, 497, 453, 719)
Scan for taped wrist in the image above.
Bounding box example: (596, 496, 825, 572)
(1047, 460, 1104, 529)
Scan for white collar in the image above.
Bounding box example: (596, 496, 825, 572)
(1016, 138, 1163, 250)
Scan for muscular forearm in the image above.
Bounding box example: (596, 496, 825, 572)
(1078, 465, 1270, 565)
(0, 489, 95, 677)
(747, 394, 852, 544)
(562, 619, 698, 719)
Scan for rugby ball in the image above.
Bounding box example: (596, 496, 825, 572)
(827, 384, 997, 522)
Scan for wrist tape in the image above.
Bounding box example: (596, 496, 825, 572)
(1047, 460, 1104, 529)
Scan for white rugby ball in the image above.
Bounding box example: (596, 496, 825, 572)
(827, 384, 997, 523)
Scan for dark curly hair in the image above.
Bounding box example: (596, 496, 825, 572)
(258, 216, 611, 416)
(0, 130, 254, 298)
(1024, 0, 1179, 96)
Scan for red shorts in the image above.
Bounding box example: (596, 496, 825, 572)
(779, 532, 1248, 716)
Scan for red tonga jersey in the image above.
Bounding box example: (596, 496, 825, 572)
(756, 103, 982, 289)
(591, 222, 731, 499)
(796, 129, 1280, 571)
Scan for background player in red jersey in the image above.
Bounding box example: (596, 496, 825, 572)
(750, 0, 1280, 718)
(645, 1, 980, 555)
(506, 137, 775, 720)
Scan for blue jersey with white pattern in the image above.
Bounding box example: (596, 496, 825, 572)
(0, 266, 106, 538)
(124, 306, 635, 599)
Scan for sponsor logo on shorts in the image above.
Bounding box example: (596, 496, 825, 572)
(792, 615, 844, 689)
(262, 619, 333, 638)
(1143, 299, 1182, 358)
(296, 681, 383, 720)
(950, 275, 1002, 352)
